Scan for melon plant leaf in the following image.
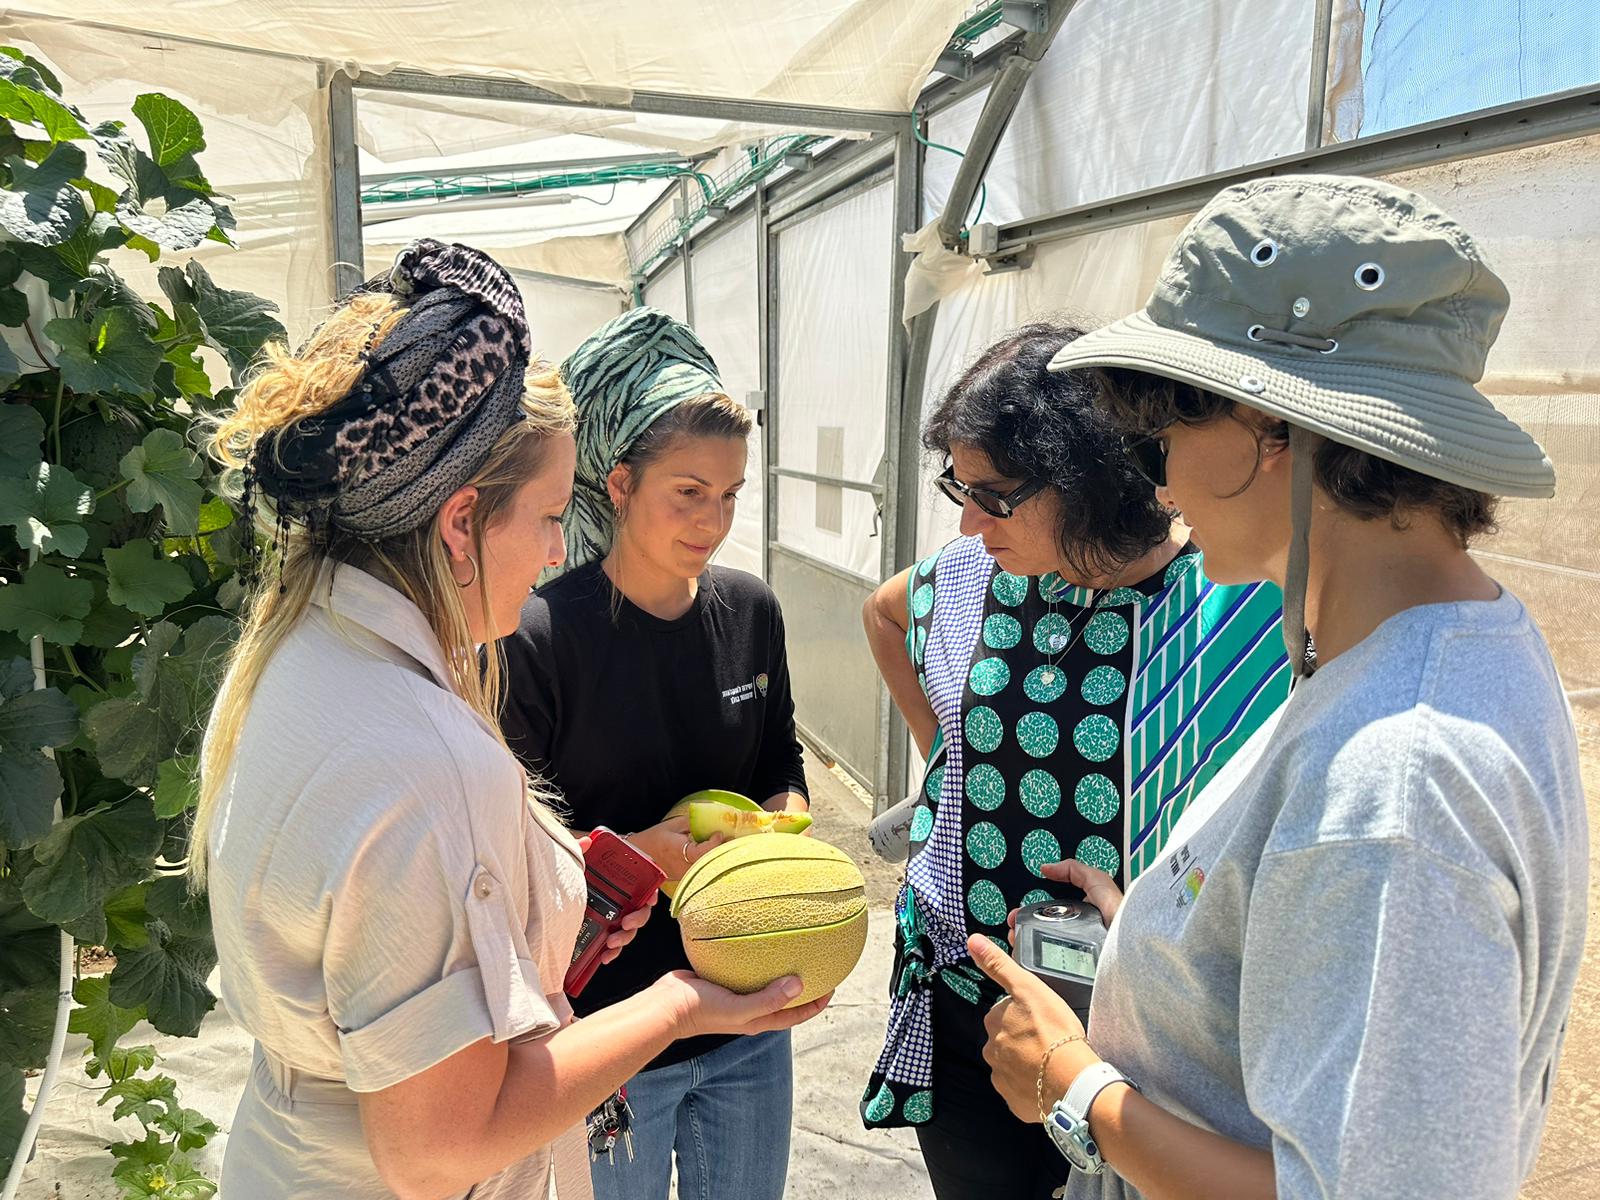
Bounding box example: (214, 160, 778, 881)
(0, 141, 87, 245)
(102, 883, 152, 951)
(53, 209, 128, 279)
(0, 460, 93, 556)
(152, 755, 198, 819)
(109, 916, 217, 1037)
(0, 404, 43, 475)
(109, 1131, 173, 1181)
(119, 428, 203, 536)
(131, 94, 203, 171)
(21, 796, 164, 926)
(46, 308, 163, 396)
(160, 261, 282, 382)
(68, 975, 144, 1066)
(120, 1152, 216, 1199)
(0, 1067, 25, 1177)
(103, 541, 193, 616)
(0, 561, 93, 644)
(102, 1072, 177, 1124)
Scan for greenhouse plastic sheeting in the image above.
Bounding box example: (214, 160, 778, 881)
(775, 180, 893, 578)
(2, 16, 335, 343)
(18, 0, 968, 113)
(1323, 0, 1600, 142)
(925, 0, 1314, 223)
(687, 216, 766, 578)
(508, 272, 627, 365)
(642, 258, 689, 322)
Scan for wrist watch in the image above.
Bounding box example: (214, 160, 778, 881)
(1043, 1060, 1138, 1174)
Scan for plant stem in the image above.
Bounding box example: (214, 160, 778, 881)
(58, 644, 106, 695)
(95, 479, 130, 501)
(50, 371, 64, 463)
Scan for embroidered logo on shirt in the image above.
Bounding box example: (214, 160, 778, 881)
(755, 672, 770, 697)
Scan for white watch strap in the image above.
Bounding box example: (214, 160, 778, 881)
(1064, 1060, 1131, 1125)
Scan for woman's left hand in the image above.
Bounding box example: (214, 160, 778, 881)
(967, 933, 1099, 1124)
(577, 835, 657, 964)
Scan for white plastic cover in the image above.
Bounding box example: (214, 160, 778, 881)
(774, 181, 894, 578)
(687, 217, 766, 578)
(925, 0, 1315, 223)
(508, 271, 626, 365)
(19, 1, 968, 113)
(642, 258, 688, 321)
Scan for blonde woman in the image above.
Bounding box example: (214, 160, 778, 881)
(195, 241, 828, 1200)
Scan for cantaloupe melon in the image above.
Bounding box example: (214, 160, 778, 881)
(670, 837, 867, 1006)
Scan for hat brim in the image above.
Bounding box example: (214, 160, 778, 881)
(1048, 310, 1555, 499)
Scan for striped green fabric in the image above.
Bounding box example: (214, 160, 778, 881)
(552, 307, 724, 576)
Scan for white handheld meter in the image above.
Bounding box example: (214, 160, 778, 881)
(1012, 900, 1107, 1018)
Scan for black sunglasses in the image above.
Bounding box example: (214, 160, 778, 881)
(1121, 434, 1168, 489)
(935, 465, 1047, 519)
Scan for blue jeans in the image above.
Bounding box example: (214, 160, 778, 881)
(588, 1031, 793, 1200)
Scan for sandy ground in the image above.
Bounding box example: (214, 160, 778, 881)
(16, 759, 1600, 1198)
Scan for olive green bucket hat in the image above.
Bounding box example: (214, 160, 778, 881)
(1047, 173, 1556, 676)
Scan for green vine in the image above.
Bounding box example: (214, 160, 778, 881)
(0, 47, 283, 1197)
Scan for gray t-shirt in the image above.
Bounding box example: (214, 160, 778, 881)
(1072, 590, 1588, 1199)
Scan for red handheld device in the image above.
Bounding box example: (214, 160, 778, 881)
(564, 827, 665, 998)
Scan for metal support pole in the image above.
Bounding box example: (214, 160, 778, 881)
(1305, 0, 1336, 150)
(759, 188, 779, 585)
(935, 0, 1080, 246)
(327, 72, 364, 299)
(875, 123, 922, 813)
(679, 177, 696, 325)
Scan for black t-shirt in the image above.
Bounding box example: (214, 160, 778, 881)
(499, 561, 809, 1069)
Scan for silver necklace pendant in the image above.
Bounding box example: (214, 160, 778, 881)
(1040, 669, 1057, 685)
(1048, 633, 1069, 652)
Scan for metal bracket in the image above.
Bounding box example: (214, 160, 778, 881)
(1001, 1, 1049, 34)
(980, 244, 1036, 275)
(935, 48, 975, 80)
(745, 389, 766, 412)
(782, 152, 814, 173)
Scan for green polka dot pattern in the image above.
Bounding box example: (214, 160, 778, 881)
(1080, 664, 1127, 705)
(1021, 888, 1055, 907)
(1074, 773, 1120, 823)
(1103, 587, 1147, 606)
(914, 625, 927, 665)
(965, 705, 1004, 753)
(924, 763, 945, 802)
(1023, 664, 1067, 703)
(965, 762, 1006, 811)
(983, 613, 1022, 650)
(1019, 768, 1061, 818)
(909, 804, 935, 843)
(1165, 552, 1199, 586)
(919, 553, 938, 578)
(911, 583, 935, 619)
(1083, 610, 1129, 655)
(967, 879, 1008, 925)
(966, 821, 1007, 869)
(865, 1082, 895, 1122)
(1073, 713, 1120, 762)
(903, 1090, 933, 1124)
(992, 572, 1029, 606)
(969, 656, 1011, 696)
(1022, 828, 1063, 877)
(1016, 711, 1060, 758)
(1076, 835, 1121, 875)
(1032, 612, 1072, 654)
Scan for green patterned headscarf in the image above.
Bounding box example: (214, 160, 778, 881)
(554, 307, 724, 575)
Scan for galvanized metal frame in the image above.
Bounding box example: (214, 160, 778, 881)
(353, 68, 910, 133)
(1304, 0, 1336, 151)
(327, 71, 365, 298)
(771, 466, 884, 495)
(993, 83, 1600, 255)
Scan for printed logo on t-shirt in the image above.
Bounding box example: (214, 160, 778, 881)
(1166, 842, 1206, 907)
(721, 672, 769, 707)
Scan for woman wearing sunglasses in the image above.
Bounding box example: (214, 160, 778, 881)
(858, 322, 1291, 1199)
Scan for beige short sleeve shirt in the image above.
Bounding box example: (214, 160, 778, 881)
(207, 566, 591, 1199)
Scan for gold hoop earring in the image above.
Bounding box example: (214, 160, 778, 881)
(455, 552, 478, 589)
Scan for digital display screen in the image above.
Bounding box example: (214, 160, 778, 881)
(1037, 935, 1097, 980)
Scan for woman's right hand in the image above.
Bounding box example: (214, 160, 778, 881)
(651, 970, 832, 1039)
(1007, 858, 1125, 936)
(628, 817, 726, 882)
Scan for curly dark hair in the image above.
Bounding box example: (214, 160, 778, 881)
(1094, 369, 1498, 548)
(922, 322, 1172, 579)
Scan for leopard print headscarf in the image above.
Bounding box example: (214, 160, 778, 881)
(252, 239, 531, 541)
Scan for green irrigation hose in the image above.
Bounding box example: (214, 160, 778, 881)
(361, 162, 711, 206)
(912, 121, 987, 228)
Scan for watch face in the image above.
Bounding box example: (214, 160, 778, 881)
(1045, 1109, 1101, 1173)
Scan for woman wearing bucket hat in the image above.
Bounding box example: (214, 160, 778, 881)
(499, 307, 811, 1200)
(858, 320, 1291, 1200)
(969, 175, 1588, 1198)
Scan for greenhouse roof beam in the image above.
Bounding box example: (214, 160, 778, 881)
(354, 69, 910, 134)
(994, 82, 1600, 254)
(361, 152, 693, 187)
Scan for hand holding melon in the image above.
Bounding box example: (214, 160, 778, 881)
(657, 789, 813, 899)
